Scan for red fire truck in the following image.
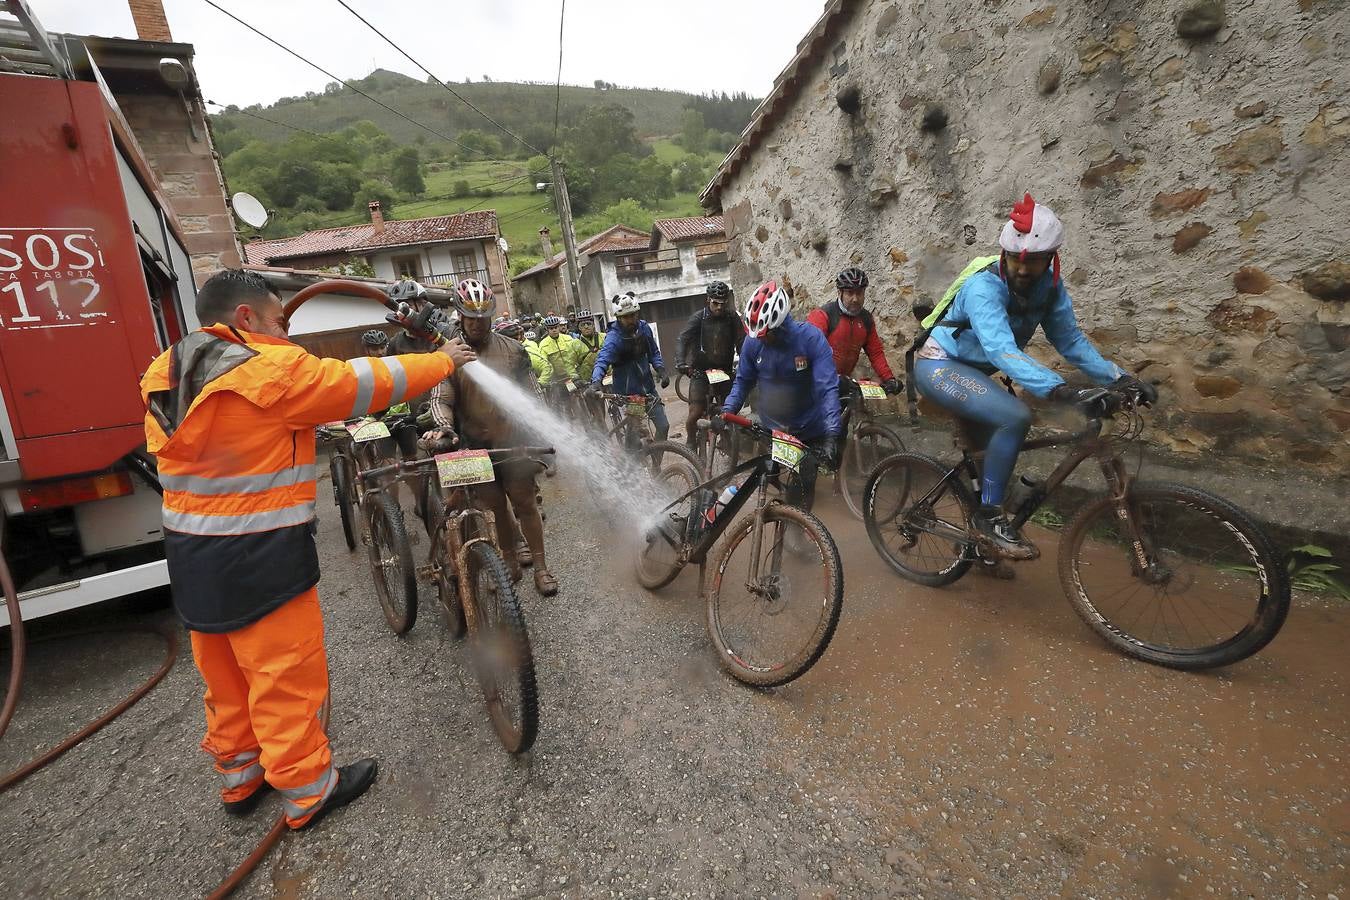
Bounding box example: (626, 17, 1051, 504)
(0, 5, 199, 625)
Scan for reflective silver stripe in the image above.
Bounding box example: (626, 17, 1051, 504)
(349, 357, 376, 417)
(384, 356, 409, 407)
(163, 500, 316, 536)
(160, 464, 315, 496)
(281, 766, 338, 820)
(220, 750, 260, 769)
(222, 762, 264, 789)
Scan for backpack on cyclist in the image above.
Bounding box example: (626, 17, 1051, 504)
(903, 255, 1000, 428)
(820, 299, 876, 343)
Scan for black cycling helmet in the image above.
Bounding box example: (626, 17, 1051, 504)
(836, 266, 869, 290)
(706, 280, 732, 300)
(362, 329, 389, 348)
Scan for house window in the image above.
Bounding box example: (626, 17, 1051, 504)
(452, 251, 477, 278)
(392, 254, 421, 278)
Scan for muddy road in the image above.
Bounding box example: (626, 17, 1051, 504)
(0, 424, 1345, 897)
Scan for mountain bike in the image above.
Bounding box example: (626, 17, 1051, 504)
(834, 377, 906, 519)
(594, 390, 703, 480)
(636, 413, 844, 687)
(362, 446, 552, 753)
(862, 389, 1290, 670)
(318, 423, 361, 552)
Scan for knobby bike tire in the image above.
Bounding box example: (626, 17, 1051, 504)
(839, 422, 907, 520)
(366, 491, 418, 635)
(1058, 482, 1291, 670)
(430, 519, 467, 640)
(675, 372, 690, 403)
(640, 440, 704, 484)
(463, 541, 538, 753)
(330, 454, 357, 551)
(863, 452, 976, 587)
(634, 454, 704, 590)
(706, 503, 844, 687)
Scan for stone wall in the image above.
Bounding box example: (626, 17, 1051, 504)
(714, 0, 1349, 473)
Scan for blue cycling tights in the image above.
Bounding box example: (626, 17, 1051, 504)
(913, 358, 1032, 507)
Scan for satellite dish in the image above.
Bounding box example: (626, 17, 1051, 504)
(231, 192, 269, 228)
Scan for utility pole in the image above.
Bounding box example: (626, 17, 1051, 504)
(550, 156, 583, 311)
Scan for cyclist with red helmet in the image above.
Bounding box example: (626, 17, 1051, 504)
(806, 266, 903, 407)
(719, 280, 841, 511)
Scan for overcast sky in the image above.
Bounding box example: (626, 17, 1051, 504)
(34, 0, 826, 109)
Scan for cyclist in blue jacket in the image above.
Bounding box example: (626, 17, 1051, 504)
(722, 280, 841, 512)
(915, 194, 1155, 560)
(588, 291, 670, 441)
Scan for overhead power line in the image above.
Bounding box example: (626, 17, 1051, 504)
(199, 0, 495, 161)
(553, 0, 566, 151)
(331, 0, 547, 158)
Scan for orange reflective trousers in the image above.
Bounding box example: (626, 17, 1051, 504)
(189, 587, 337, 828)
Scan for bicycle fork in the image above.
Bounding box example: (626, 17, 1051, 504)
(1098, 453, 1159, 580)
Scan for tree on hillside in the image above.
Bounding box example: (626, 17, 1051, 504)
(638, 155, 673, 200)
(680, 108, 708, 155)
(672, 156, 711, 193)
(457, 129, 503, 159)
(315, 162, 361, 210)
(452, 179, 471, 198)
(575, 198, 655, 241)
(564, 104, 645, 168)
(596, 154, 641, 205)
(389, 147, 426, 195)
(354, 179, 397, 216)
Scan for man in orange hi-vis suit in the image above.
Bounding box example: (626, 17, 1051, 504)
(141, 269, 475, 830)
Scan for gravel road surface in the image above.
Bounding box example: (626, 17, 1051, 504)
(1, 412, 1345, 898)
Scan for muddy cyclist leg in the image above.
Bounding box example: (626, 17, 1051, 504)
(502, 462, 555, 596)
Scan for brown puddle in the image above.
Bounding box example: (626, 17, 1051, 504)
(768, 499, 1349, 896)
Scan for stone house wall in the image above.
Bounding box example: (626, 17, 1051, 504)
(712, 0, 1349, 473)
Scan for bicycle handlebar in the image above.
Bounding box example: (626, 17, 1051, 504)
(715, 413, 830, 463)
(595, 392, 658, 402)
(361, 446, 555, 480)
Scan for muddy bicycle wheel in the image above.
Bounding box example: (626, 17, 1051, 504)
(839, 423, 906, 520)
(430, 523, 466, 640)
(675, 372, 690, 402)
(706, 504, 843, 687)
(1059, 482, 1290, 670)
(640, 440, 704, 483)
(365, 491, 418, 635)
(863, 452, 975, 587)
(463, 541, 538, 753)
(635, 454, 703, 590)
(329, 454, 357, 551)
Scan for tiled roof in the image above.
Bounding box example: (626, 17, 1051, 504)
(652, 215, 726, 245)
(512, 223, 649, 281)
(351, 210, 498, 251)
(699, 0, 854, 208)
(243, 210, 499, 265)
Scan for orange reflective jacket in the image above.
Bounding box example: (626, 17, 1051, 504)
(142, 324, 453, 631)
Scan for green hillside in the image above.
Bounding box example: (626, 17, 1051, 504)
(215, 70, 750, 264)
(212, 69, 756, 151)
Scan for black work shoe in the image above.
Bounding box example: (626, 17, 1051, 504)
(223, 782, 273, 817)
(973, 506, 1040, 561)
(294, 759, 378, 832)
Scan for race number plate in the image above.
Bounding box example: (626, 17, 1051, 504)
(858, 380, 887, 400)
(771, 431, 805, 472)
(706, 369, 730, 385)
(626, 399, 648, 418)
(602, 375, 613, 387)
(347, 420, 390, 442)
(435, 449, 495, 487)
